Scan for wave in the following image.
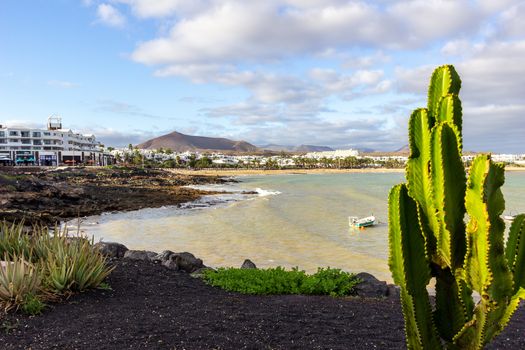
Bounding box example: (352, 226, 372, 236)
(255, 188, 281, 197)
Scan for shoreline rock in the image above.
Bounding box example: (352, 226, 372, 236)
(95, 242, 397, 299)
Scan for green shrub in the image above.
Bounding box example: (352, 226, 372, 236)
(202, 267, 360, 296)
(42, 234, 113, 293)
(0, 256, 41, 312)
(0, 222, 114, 312)
(20, 293, 45, 315)
(0, 222, 34, 261)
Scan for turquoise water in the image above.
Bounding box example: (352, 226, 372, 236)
(79, 171, 525, 282)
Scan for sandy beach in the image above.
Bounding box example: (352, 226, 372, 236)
(168, 168, 406, 176)
(169, 166, 525, 177)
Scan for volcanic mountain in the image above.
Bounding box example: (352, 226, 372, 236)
(137, 131, 259, 152)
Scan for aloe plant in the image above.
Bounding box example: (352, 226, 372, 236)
(388, 65, 525, 349)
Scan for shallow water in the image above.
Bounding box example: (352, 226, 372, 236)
(77, 172, 525, 282)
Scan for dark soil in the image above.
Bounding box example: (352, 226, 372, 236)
(0, 260, 523, 349)
(0, 167, 228, 226)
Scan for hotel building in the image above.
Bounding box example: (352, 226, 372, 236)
(0, 116, 112, 166)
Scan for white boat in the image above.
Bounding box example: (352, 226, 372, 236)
(504, 215, 516, 221)
(349, 215, 376, 228)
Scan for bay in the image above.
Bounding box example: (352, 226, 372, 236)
(78, 171, 525, 282)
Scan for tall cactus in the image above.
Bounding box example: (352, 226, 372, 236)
(388, 65, 525, 349)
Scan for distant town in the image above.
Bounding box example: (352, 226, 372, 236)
(1, 117, 524, 169)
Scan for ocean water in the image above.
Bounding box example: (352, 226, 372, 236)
(77, 171, 525, 282)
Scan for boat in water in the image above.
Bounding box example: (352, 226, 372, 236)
(504, 215, 517, 221)
(349, 215, 376, 228)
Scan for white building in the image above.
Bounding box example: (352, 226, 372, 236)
(0, 116, 112, 166)
(305, 149, 359, 159)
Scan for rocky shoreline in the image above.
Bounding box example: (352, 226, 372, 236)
(93, 241, 400, 299)
(0, 166, 230, 226)
(0, 241, 524, 349)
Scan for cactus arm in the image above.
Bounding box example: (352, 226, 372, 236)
(431, 123, 466, 269)
(427, 65, 461, 119)
(434, 268, 471, 342)
(505, 214, 525, 292)
(437, 94, 463, 148)
(406, 108, 438, 256)
(465, 155, 513, 299)
(389, 184, 442, 349)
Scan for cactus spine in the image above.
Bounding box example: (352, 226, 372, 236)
(388, 65, 525, 349)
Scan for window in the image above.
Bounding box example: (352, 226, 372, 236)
(33, 140, 42, 145)
(43, 132, 51, 136)
(9, 139, 19, 143)
(21, 140, 31, 145)
(32, 132, 41, 138)
(0, 139, 6, 144)
(0, 131, 4, 137)
(9, 131, 19, 136)
(21, 131, 30, 137)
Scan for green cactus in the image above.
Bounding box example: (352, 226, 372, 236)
(388, 64, 525, 349)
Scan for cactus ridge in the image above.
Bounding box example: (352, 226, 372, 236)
(505, 214, 525, 292)
(388, 65, 525, 349)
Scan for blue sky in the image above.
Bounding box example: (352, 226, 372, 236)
(1, 0, 524, 152)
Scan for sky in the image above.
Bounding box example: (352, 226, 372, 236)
(1, 0, 524, 152)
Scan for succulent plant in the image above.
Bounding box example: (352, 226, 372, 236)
(388, 65, 525, 349)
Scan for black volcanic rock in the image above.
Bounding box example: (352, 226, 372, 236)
(137, 131, 258, 152)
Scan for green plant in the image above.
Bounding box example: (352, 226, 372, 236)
(388, 64, 525, 349)
(41, 232, 114, 293)
(0, 256, 41, 312)
(202, 267, 360, 296)
(21, 293, 45, 315)
(0, 222, 114, 313)
(0, 222, 34, 261)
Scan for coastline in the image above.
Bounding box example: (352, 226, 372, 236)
(169, 166, 525, 177)
(168, 168, 406, 176)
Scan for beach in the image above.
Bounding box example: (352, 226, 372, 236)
(169, 166, 525, 177)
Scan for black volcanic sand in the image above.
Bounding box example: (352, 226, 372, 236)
(0, 167, 228, 226)
(0, 260, 524, 350)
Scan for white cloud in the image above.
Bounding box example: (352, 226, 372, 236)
(114, 0, 209, 18)
(97, 4, 126, 28)
(84, 0, 525, 151)
(130, 1, 484, 67)
(498, 3, 525, 39)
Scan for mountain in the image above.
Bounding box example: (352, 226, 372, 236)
(259, 144, 334, 152)
(294, 145, 334, 152)
(137, 131, 259, 152)
(394, 145, 410, 154)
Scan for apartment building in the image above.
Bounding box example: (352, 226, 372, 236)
(0, 116, 112, 166)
